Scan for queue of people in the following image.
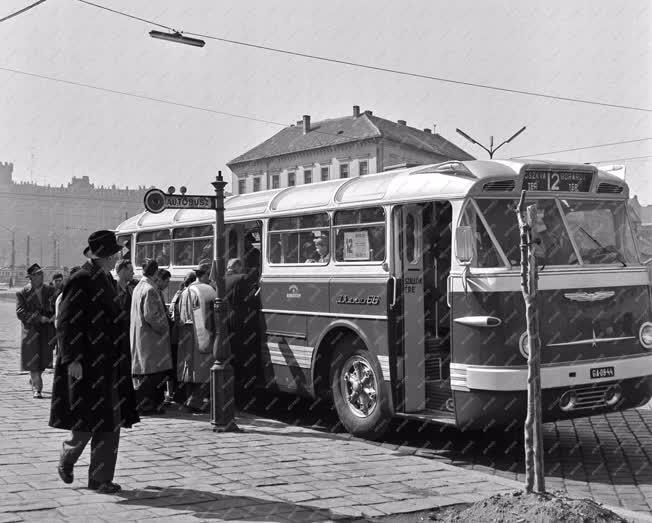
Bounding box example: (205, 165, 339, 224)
(15, 229, 261, 493)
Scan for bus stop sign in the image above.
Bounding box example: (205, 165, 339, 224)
(144, 188, 217, 214)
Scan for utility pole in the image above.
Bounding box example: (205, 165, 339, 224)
(456, 126, 526, 158)
(11, 230, 15, 287)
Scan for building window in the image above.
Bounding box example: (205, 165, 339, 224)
(253, 177, 261, 192)
(321, 166, 329, 181)
(340, 164, 349, 179)
(304, 169, 312, 184)
(359, 160, 368, 176)
(238, 179, 246, 194)
(288, 172, 296, 186)
(272, 175, 280, 189)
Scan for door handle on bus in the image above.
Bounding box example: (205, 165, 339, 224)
(389, 276, 397, 309)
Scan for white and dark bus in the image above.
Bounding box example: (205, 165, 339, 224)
(115, 160, 652, 438)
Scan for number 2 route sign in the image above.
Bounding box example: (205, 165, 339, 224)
(144, 188, 217, 214)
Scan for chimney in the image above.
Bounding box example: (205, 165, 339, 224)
(364, 110, 373, 116)
(423, 128, 432, 134)
(397, 120, 406, 126)
(353, 105, 360, 117)
(433, 124, 437, 134)
(302, 114, 311, 134)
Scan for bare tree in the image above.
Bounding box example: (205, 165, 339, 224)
(517, 190, 545, 494)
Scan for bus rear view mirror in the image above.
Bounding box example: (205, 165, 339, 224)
(456, 226, 474, 265)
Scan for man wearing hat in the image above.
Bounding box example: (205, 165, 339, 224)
(177, 261, 217, 412)
(49, 230, 140, 494)
(16, 262, 56, 398)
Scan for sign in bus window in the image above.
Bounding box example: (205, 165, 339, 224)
(343, 231, 370, 260)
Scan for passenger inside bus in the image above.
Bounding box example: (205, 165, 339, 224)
(307, 236, 330, 263)
(244, 232, 261, 281)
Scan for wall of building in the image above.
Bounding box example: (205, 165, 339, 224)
(230, 140, 379, 195)
(382, 141, 449, 169)
(0, 162, 147, 271)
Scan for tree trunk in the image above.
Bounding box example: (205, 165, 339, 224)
(517, 190, 546, 494)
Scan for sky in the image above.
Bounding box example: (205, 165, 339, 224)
(0, 0, 650, 202)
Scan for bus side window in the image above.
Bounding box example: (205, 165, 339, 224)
(171, 225, 213, 266)
(268, 213, 330, 264)
(136, 229, 171, 267)
(333, 207, 386, 263)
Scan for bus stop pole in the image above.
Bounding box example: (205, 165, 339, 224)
(210, 171, 239, 432)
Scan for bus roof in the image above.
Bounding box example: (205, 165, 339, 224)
(115, 159, 628, 232)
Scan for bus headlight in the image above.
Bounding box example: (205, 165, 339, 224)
(639, 322, 652, 349)
(519, 332, 529, 359)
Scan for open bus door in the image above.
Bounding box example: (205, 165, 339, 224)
(393, 202, 454, 421)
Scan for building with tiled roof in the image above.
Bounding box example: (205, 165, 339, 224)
(227, 106, 474, 194)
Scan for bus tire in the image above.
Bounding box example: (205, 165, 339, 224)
(330, 344, 391, 440)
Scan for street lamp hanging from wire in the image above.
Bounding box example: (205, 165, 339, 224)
(149, 30, 205, 48)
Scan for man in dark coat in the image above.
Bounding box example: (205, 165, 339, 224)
(49, 230, 140, 494)
(224, 258, 259, 407)
(16, 263, 55, 398)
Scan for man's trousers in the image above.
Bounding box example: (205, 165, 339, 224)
(60, 429, 120, 486)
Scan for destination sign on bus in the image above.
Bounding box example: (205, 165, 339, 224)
(523, 171, 592, 192)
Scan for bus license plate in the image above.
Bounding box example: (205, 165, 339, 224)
(590, 366, 615, 379)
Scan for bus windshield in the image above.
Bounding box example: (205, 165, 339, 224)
(466, 198, 638, 268)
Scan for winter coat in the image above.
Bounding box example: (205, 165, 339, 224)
(49, 260, 140, 432)
(16, 283, 55, 372)
(129, 277, 172, 375)
(177, 282, 216, 383)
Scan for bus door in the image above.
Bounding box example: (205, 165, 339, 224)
(395, 202, 453, 415)
(395, 204, 427, 412)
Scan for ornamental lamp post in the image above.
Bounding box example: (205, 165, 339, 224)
(210, 171, 240, 432)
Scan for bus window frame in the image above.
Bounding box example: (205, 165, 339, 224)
(333, 206, 387, 266)
(171, 224, 215, 267)
(267, 211, 331, 266)
(135, 228, 172, 268)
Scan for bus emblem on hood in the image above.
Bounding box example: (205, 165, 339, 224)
(563, 291, 615, 302)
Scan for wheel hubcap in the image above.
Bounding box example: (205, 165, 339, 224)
(341, 356, 378, 418)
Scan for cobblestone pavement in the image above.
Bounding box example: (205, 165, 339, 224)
(1, 298, 651, 522)
(0, 301, 522, 522)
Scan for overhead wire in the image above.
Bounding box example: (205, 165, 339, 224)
(590, 155, 652, 164)
(0, 65, 368, 142)
(2, 65, 651, 166)
(0, 0, 48, 23)
(510, 138, 652, 159)
(72, 0, 651, 113)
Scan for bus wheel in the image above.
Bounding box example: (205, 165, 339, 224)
(330, 346, 390, 440)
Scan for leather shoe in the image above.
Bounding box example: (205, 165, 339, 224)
(33, 391, 43, 399)
(88, 481, 121, 493)
(57, 464, 73, 484)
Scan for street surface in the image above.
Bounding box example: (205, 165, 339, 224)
(0, 298, 651, 522)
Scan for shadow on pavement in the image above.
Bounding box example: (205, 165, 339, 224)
(115, 485, 365, 522)
(242, 390, 652, 489)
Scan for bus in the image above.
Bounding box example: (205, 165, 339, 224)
(115, 159, 652, 438)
